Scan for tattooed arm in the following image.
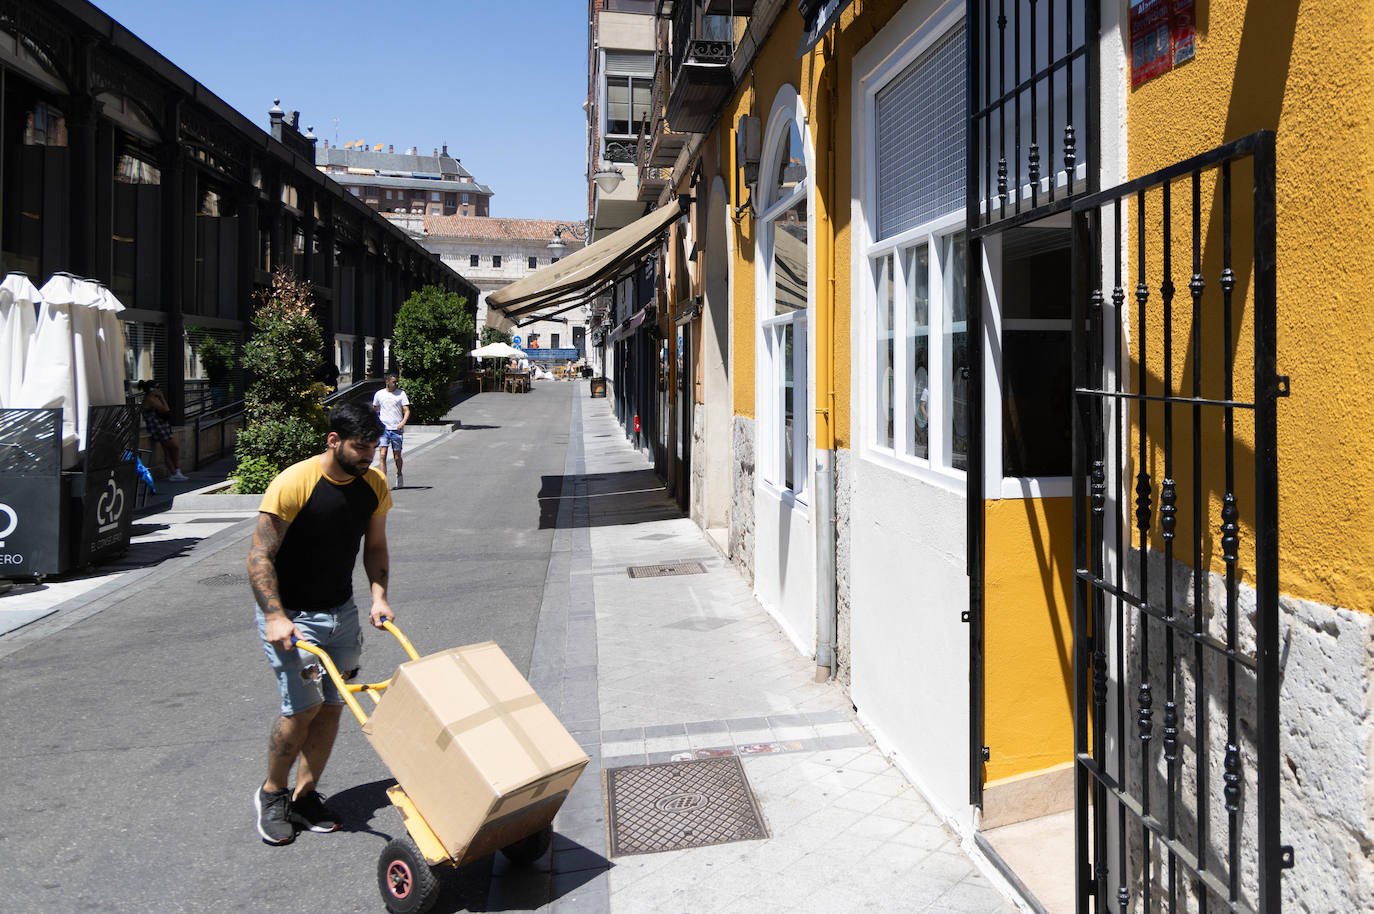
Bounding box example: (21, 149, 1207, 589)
(248, 512, 299, 650)
(363, 513, 394, 629)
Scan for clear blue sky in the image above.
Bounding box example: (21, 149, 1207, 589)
(95, 0, 589, 220)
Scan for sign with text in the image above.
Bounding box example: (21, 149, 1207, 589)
(1130, 0, 1196, 88)
(75, 465, 135, 567)
(0, 477, 66, 577)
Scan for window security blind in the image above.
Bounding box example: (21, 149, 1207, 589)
(875, 24, 967, 240)
(605, 51, 654, 78)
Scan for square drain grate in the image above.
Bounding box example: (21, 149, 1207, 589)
(604, 756, 768, 857)
(626, 561, 706, 579)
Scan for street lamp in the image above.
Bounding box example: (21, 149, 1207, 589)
(547, 221, 590, 253)
(592, 165, 625, 195)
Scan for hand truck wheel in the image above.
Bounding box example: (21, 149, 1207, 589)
(377, 834, 441, 914)
(500, 824, 553, 866)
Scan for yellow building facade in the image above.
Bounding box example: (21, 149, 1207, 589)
(635, 0, 1373, 908)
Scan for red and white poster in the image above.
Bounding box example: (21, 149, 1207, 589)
(1130, 0, 1196, 88)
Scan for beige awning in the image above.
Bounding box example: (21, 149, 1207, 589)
(487, 198, 687, 319)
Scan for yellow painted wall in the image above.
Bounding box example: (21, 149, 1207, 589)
(706, 1, 902, 437)
(983, 497, 1077, 781)
(1128, 2, 1374, 613)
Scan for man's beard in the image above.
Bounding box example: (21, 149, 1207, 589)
(337, 452, 370, 477)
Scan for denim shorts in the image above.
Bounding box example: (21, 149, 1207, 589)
(256, 600, 363, 716)
(378, 428, 403, 451)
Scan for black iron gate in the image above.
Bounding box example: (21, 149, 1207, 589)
(1070, 130, 1287, 912)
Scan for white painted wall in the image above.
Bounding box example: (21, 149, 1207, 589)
(849, 459, 971, 822)
(752, 487, 817, 656)
(844, 0, 973, 827)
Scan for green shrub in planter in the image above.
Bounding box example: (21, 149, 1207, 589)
(234, 270, 330, 494)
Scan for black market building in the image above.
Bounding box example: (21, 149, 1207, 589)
(0, 0, 476, 422)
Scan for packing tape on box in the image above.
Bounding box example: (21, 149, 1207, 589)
(433, 655, 552, 772)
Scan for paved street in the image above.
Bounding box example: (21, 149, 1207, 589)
(0, 382, 1015, 913)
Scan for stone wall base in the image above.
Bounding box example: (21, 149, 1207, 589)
(728, 416, 755, 586)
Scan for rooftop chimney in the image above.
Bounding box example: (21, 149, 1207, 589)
(433, 148, 439, 157)
(389, 144, 394, 153)
(442, 144, 448, 156)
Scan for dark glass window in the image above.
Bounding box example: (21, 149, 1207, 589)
(111, 139, 162, 308)
(606, 75, 651, 136)
(469, 254, 479, 268)
(194, 182, 238, 319)
(1001, 226, 1072, 478)
(2, 92, 69, 277)
(492, 255, 502, 268)
(528, 256, 538, 270)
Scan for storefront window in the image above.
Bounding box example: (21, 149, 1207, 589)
(111, 140, 162, 308)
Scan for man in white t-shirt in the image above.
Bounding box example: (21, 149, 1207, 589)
(370, 373, 410, 488)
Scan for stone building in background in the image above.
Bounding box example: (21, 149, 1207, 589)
(316, 143, 494, 218)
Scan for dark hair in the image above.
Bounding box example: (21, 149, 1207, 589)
(329, 401, 383, 443)
(384, 371, 398, 380)
(137, 379, 160, 393)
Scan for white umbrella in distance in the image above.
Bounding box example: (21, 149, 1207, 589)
(0, 273, 41, 407)
(470, 341, 527, 360)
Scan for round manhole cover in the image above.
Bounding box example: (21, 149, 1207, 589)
(199, 573, 247, 586)
(654, 793, 709, 813)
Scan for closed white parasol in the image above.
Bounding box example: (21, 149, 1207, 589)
(0, 273, 41, 407)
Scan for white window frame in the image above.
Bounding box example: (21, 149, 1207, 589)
(755, 87, 811, 504)
(982, 219, 1074, 500)
(864, 211, 968, 486)
(857, 2, 968, 492)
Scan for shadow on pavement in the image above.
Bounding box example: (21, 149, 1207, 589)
(128, 522, 171, 537)
(392, 485, 433, 492)
(330, 777, 398, 840)
(455, 424, 501, 431)
(486, 835, 611, 913)
(537, 470, 682, 530)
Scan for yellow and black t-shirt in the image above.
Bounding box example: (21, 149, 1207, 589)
(259, 455, 392, 611)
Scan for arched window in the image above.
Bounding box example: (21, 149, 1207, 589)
(757, 93, 809, 497)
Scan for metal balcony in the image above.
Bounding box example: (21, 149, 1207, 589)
(662, 0, 740, 135)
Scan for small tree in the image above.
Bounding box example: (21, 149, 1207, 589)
(392, 285, 474, 424)
(233, 269, 330, 494)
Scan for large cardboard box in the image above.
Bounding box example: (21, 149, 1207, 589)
(362, 641, 589, 863)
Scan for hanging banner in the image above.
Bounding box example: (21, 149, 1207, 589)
(1130, 0, 1196, 88)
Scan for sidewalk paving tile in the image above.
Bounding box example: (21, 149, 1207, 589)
(511, 387, 1017, 914)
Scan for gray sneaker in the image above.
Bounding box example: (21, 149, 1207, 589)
(255, 785, 295, 845)
(289, 789, 341, 833)
(395, 473, 404, 489)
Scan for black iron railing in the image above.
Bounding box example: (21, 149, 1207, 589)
(191, 398, 244, 471)
(1071, 130, 1286, 913)
(969, 0, 1099, 236)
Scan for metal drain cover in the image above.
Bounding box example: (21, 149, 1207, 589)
(604, 756, 768, 856)
(626, 561, 706, 579)
(198, 573, 248, 586)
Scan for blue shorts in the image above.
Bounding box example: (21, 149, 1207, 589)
(378, 429, 403, 451)
(257, 600, 363, 716)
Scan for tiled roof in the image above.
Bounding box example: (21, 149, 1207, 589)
(423, 215, 589, 243)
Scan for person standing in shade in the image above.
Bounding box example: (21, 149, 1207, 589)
(248, 402, 395, 845)
(138, 379, 187, 482)
(371, 372, 410, 488)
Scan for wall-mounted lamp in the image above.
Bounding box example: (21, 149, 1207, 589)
(734, 114, 761, 219)
(592, 165, 625, 195)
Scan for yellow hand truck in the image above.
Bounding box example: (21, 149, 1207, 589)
(295, 622, 553, 913)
